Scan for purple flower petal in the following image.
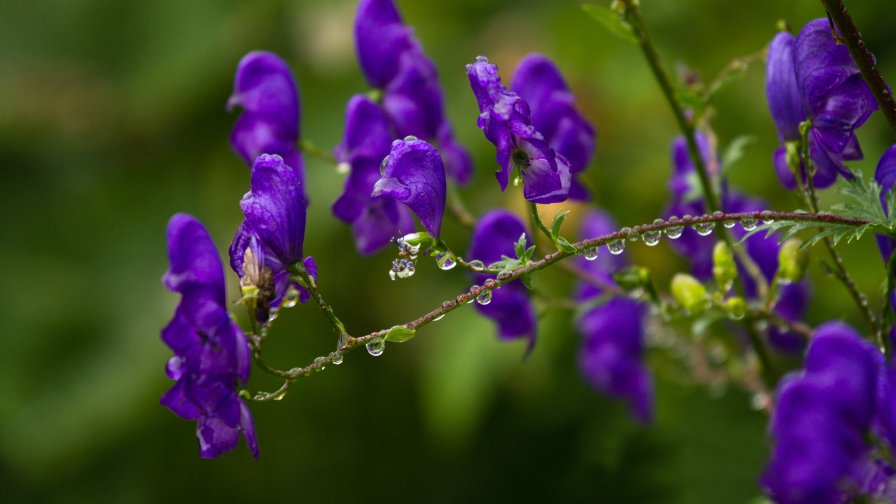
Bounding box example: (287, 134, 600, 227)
(228, 52, 302, 182)
(372, 138, 446, 237)
(354, 0, 415, 88)
(766, 31, 806, 141)
(876, 145, 896, 262)
(163, 214, 226, 301)
(382, 50, 444, 139)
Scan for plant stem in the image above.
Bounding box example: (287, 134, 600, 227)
(620, 0, 720, 212)
(251, 210, 868, 394)
(820, 0, 896, 138)
(298, 138, 339, 165)
(290, 263, 351, 343)
(528, 202, 554, 247)
(447, 184, 477, 230)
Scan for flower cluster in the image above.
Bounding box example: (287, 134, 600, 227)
(161, 214, 258, 458)
(333, 0, 468, 254)
(467, 210, 536, 348)
(766, 19, 877, 189)
(575, 210, 652, 422)
(763, 322, 884, 503)
(665, 132, 809, 351)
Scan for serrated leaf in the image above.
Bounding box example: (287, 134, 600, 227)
(513, 233, 528, 260)
(582, 4, 637, 43)
(385, 325, 416, 343)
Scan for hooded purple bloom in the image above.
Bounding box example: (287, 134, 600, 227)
(466, 56, 572, 204)
(228, 52, 303, 184)
(467, 210, 536, 346)
(229, 154, 315, 322)
(766, 20, 877, 189)
(511, 54, 596, 200)
(575, 210, 652, 422)
(161, 213, 258, 459)
(353, 0, 471, 183)
(763, 322, 882, 503)
(372, 137, 446, 238)
(332, 95, 415, 254)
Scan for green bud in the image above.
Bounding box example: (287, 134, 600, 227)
(712, 241, 737, 292)
(778, 239, 807, 283)
(384, 325, 416, 343)
(671, 273, 708, 314)
(725, 297, 746, 320)
(614, 265, 651, 291)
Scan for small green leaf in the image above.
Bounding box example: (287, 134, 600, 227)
(556, 236, 579, 254)
(521, 273, 534, 290)
(385, 325, 416, 343)
(550, 209, 570, 240)
(582, 4, 637, 43)
(720, 135, 755, 172)
(513, 233, 528, 259)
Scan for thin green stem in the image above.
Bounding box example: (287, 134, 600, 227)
(447, 184, 477, 230)
(528, 202, 554, 247)
(620, 0, 720, 212)
(289, 263, 351, 342)
(298, 138, 338, 166)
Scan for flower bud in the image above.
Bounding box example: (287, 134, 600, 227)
(777, 238, 807, 283)
(671, 273, 708, 314)
(725, 296, 746, 320)
(712, 241, 736, 292)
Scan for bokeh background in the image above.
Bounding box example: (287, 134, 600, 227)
(2, 0, 895, 502)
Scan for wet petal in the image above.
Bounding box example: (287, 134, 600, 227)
(372, 138, 446, 237)
(766, 31, 806, 141)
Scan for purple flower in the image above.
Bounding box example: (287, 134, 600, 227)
(575, 210, 653, 422)
(229, 154, 314, 321)
(161, 213, 258, 459)
(227, 51, 303, 185)
(466, 56, 572, 203)
(353, 0, 471, 183)
(876, 145, 896, 263)
(765, 20, 877, 189)
(511, 54, 596, 200)
(467, 210, 536, 346)
(372, 137, 446, 238)
(332, 95, 415, 254)
(763, 322, 882, 503)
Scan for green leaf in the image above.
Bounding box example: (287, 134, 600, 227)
(556, 236, 579, 254)
(384, 325, 416, 343)
(720, 135, 755, 172)
(521, 273, 534, 290)
(513, 233, 529, 260)
(582, 4, 637, 43)
(549, 209, 570, 240)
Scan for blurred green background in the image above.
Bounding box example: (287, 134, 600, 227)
(2, 0, 894, 502)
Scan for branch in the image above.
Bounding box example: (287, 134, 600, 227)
(250, 209, 867, 398)
(820, 0, 896, 138)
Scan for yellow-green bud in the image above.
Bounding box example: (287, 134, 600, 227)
(671, 273, 708, 314)
(778, 239, 807, 283)
(712, 241, 737, 292)
(725, 297, 746, 320)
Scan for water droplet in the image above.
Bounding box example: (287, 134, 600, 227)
(760, 211, 775, 224)
(467, 259, 485, 270)
(607, 240, 625, 255)
(403, 135, 418, 142)
(741, 218, 757, 231)
(642, 229, 661, 246)
(389, 270, 397, 281)
(442, 300, 454, 309)
(366, 337, 385, 357)
(476, 289, 492, 305)
(693, 221, 715, 236)
(267, 307, 279, 323)
(497, 271, 512, 280)
(483, 278, 496, 288)
(475, 55, 488, 63)
(379, 155, 390, 175)
(620, 227, 637, 242)
(336, 162, 351, 175)
(664, 217, 684, 239)
(332, 352, 343, 365)
(433, 314, 445, 321)
(281, 287, 300, 308)
(723, 219, 736, 229)
(435, 253, 457, 271)
(338, 333, 352, 351)
(750, 392, 769, 411)
(313, 356, 327, 371)
(582, 246, 599, 261)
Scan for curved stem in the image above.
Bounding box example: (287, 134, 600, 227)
(820, 0, 896, 138)
(290, 263, 351, 342)
(298, 138, 338, 165)
(250, 210, 868, 389)
(528, 202, 554, 247)
(620, 0, 720, 212)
